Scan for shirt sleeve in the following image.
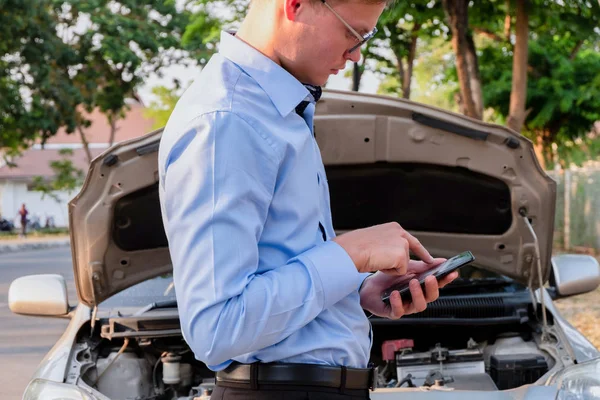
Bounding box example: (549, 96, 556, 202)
(160, 111, 361, 369)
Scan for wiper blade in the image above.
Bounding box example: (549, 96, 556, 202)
(132, 299, 178, 316)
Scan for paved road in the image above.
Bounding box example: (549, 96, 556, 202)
(0, 247, 74, 400)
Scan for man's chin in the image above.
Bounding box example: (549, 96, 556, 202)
(315, 75, 331, 87)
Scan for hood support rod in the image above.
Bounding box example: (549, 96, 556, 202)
(523, 216, 549, 341)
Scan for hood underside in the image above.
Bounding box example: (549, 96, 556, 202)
(69, 89, 556, 307)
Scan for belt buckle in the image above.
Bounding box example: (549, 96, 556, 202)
(368, 363, 377, 390)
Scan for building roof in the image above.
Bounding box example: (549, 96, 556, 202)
(44, 103, 156, 145)
(0, 102, 158, 180)
(0, 148, 106, 180)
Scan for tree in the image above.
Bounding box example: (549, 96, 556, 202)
(442, 0, 483, 119)
(408, 37, 458, 111)
(366, 1, 445, 99)
(183, 0, 248, 66)
(479, 0, 600, 168)
(144, 85, 185, 130)
(480, 38, 600, 169)
(506, 0, 529, 133)
(54, 0, 197, 163)
(0, 0, 80, 154)
(31, 148, 85, 203)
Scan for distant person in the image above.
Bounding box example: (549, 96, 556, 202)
(45, 215, 56, 229)
(18, 203, 28, 238)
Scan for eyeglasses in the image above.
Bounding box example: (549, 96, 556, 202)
(320, 0, 378, 53)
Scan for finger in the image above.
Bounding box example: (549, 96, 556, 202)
(391, 240, 410, 275)
(408, 279, 427, 313)
(423, 275, 439, 303)
(389, 291, 405, 319)
(403, 232, 434, 264)
(438, 271, 459, 288)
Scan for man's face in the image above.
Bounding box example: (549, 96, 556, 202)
(277, 0, 386, 86)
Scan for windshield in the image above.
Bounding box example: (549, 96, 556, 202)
(99, 273, 175, 309)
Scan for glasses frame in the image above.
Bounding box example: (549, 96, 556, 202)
(320, 0, 378, 53)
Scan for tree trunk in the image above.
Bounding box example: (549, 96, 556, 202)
(77, 125, 93, 165)
(465, 34, 484, 116)
(352, 62, 362, 92)
(533, 129, 557, 170)
(533, 134, 546, 170)
(443, 0, 483, 120)
(504, 0, 511, 40)
(396, 53, 406, 96)
(108, 114, 119, 147)
(401, 23, 421, 99)
(506, 0, 529, 133)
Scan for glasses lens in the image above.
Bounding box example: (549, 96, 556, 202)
(348, 28, 377, 53)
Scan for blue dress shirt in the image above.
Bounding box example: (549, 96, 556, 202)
(158, 31, 372, 371)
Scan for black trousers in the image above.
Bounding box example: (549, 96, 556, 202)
(212, 384, 370, 399)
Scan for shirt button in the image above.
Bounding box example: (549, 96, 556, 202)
(317, 173, 320, 184)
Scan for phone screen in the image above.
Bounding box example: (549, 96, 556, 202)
(380, 251, 474, 304)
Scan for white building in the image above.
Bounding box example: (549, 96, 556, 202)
(0, 103, 155, 228)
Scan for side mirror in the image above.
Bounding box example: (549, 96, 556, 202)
(550, 254, 600, 298)
(9, 274, 69, 317)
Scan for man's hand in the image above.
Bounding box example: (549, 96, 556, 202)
(358, 258, 459, 319)
(333, 222, 434, 275)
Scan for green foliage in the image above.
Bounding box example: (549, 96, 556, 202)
(0, 227, 70, 239)
(144, 85, 185, 129)
(184, 0, 249, 65)
(369, 0, 446, 97)
(1, 0, 196, 154)
(408, 37, 458, 110)
(479, 9, 600, 166)
(55, 0, 195, 137)
(0, 0, 80, 150)
(31, 148, 85, 202)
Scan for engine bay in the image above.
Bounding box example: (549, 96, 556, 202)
(376, 334, 551, 391)
(63, 294, 571, 400)
(67, 327, 558, 399)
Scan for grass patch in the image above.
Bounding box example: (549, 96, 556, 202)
(0, 227, 69, 240)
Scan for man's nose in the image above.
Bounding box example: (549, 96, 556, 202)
(345, 48, 361, 63)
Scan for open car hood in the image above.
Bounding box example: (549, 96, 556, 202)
(70, 89, 556, 307)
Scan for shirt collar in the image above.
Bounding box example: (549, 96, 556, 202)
(219, 31, 309, 118)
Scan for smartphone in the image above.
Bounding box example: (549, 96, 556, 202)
(380, 251, 475, 305)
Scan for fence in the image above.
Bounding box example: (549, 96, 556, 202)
(548, 161, 600, 253)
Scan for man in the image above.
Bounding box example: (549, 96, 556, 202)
(158, 0, 458, 398)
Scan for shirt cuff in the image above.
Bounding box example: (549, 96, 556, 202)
(300, 241, 361, 309)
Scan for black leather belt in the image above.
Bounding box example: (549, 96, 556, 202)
(216, 362, 376, 390)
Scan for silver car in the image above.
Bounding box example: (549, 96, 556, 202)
(9, 90, 600, 400)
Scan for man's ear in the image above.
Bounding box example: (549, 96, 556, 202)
(283, 0, 307, 21)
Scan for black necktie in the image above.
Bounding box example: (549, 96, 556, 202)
(295, 84, 322, 116)
(295, 84, 326, 242)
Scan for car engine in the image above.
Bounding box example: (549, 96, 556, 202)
(68, 333, 217, 400)
(63, 308, 565, 400)
(376, 335, 551, 391)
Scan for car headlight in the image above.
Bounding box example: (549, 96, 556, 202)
(23, 379, 104, 400)
(553, 358, 600, 399)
